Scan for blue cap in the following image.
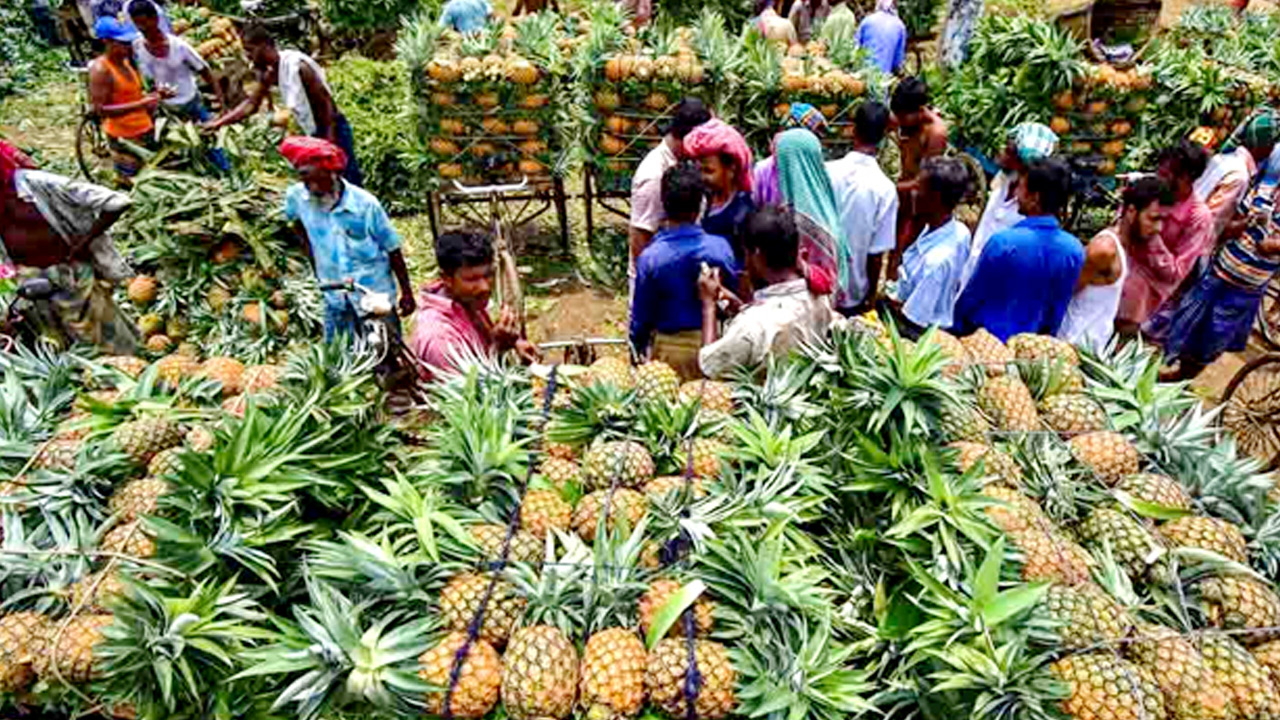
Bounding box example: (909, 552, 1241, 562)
(95, 16, 139, 43)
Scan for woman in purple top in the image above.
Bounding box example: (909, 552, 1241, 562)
(751, 103, 828, 207)
(858, 0, 907, 75)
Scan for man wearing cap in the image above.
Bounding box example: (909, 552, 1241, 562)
(962, 122, 1058, 293)
(628, 98, 711, 274)
(279, 137, 414, 340)
(89, 16, 170, 184)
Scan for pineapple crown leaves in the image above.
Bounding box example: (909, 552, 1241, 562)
(359, 470, 475, 565)
(233, 575, 434, 720)
(97, 575, 272, 717)
(147, 513, 296, 592)
(0, 358, 77, 443)
(730, 357, 822, 430)
(305, 530, 451, 609)
(580, 519, 651, 635)
(395, 10, 446, 78)
(645, 488, 741, 556)
(732, 616, 878, 720)
(0, 511, 98, 613)
(883, 453, 1003, 567)
(280, 341, 383, 425)
(5, 450, 130, 527)
(919, 636, 1069, 720)
(506, 534, 590, 637)
(1007, 435, 1104, 527)
(545, 381, 638, 447)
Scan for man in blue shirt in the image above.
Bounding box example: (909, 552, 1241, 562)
(858, 0, 907, 75)
(953, 157, 1084, 341)
(440, 0, 492, 34)
(280, 137, 415, 340)
(631, 164, 738, 380)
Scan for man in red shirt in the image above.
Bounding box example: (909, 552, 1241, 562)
(409, 231, 539, 375)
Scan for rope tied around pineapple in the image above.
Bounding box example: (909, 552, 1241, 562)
(441, 365, 561, 720)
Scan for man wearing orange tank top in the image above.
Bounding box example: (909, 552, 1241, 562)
(89, 16, 170, 185)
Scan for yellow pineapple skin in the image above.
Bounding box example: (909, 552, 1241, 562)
(580, 628, 647, 718)
(501, 626, 578, 720)
(0, 612, 50, 692)
(1069, 431, 1141, 486)
(1160, 516, 1249, 564)
(1041, 583, 1135, 650)
(645, 639, 736, 720)
(572, 488, 647, 543)
(639, 579, 714, 640)
(440, 573, 525, 647)
(1008, 526, 1093, 586)
(519, 489, 572, 539)
(1051, 653, 1166, 720)
(108, 477, 170, 522)
(635, 361, 680, 402)
(419, 632, 502, 719)
(1198, 633, 1280, 719)
(34, 614, 113, 684)
(979, 376, 1040, 432)
(1200, 575, 1280, 644)
(950, 442, 1022, 486)
(1127, 624, 1233, 720)
(199, 357, 246, 396)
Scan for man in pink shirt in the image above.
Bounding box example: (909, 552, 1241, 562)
(1117, 141, 1213, 335)
(409, 231, 538, 375)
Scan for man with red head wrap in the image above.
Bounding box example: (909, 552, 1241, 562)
(279, 137, 415, 340)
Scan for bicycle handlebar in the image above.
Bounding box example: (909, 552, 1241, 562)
(451, 177, 530, 196)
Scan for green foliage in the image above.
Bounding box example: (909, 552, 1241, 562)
(326, 55, 428, 214)
(0, 2, 66, 101)
(899, 0, 943, 39)
(320, 0, 436, 31)
(654, 0, 753, 29)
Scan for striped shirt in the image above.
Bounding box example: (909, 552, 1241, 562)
(1212, 181, 1280, 292)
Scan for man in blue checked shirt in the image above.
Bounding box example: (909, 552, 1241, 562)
(630, 163, 738, 380)
(279, 137, 415, 340)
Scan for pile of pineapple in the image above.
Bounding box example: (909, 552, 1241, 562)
(1050, 64, 1154, 177)
(416, 15, 568, 184)
(169, 6, 244, 65)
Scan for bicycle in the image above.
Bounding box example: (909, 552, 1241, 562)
(74, 69, 115, 186)
(316, 278, 426, 398)
(449, 177, 530, 334)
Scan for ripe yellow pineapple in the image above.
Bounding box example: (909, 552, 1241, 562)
(1252, 639, 1280, 688)
(1199, 575, 1280, 643)
(639, 579, 714, 639)
(538, 457, 580, 491)
(1041, 583, 1135, 649)
(147, 447, 184, 478)
(586, 356, 634, 390)
(1008, 333, 1079, 367)
(583, 441, 655, 490)
(241, 364, 282, 394)
(519, 489, 571, 539)
(67, 570, 125, 612)
(1069, 431, 1140, 485)
(501, 626, 578, 720)
(108, 477, 170, 522)
(1127, 624, 1232, 720)
(469, 523, 543, 565)
(146, 334, 173, 353)
(34, 614, 113, 684)
(34, 437, 80, 471)
(200, 357, 245, 396)
(1008, 526, 1093, 585)
(152, 353, 199, 387)
(440, 573, 525, 646)
(981, 485, 1051, 534)
(1197, 634, 1280, 718)
(1078, 508, 1165, 580)
(678, 380, 734, 414)
(979, 375, 1040, 431)
(419, 632, 503, 718)
(543, 441, 577, 462)
(1050, 653, 1166, 720)
(127, 275, 158, 305)
(1160, 516, 1248, 564)
(0, 612, 49, 692)
(950, 442, 1021, 486)
(113, 415, 183, 465)
(644, 476, 706, 501)
(185, 425, 215, 453)
(1039, 394, 1108, 434)
(1116, 474, 1192, 512)
(101, 355, 148, 378)
(960, 328, 1013, 375)
(635, 361, 680, 403)
(921, 329, 971, 376)
(645, 639, 736, 720)
(580, 628, 647, 719)
(940, 402, 991, 443)
(100, 520, 156, 559)
(675, 438, 727, 478)
(572, 488, 647, 542)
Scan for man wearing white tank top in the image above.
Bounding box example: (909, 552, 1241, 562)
(1059, 178, 1166, 351)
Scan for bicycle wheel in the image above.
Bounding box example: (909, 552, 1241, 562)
(1255, 279, 1280, 350)
(76, 115, 114, 185)
(1220, 354, 1280, 470)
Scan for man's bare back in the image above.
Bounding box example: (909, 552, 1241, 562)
(900, 108, 949, 180)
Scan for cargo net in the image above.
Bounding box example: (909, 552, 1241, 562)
(439, 369, 712, 720)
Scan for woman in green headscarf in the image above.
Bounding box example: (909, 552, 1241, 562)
(775, 128, 851, 308)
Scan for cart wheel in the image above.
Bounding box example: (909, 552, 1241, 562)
(1256, 282, 1280, 350)
(1220, 354, 1280, 470)
(76, 115, 113, 185)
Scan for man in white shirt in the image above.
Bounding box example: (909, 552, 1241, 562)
(825, 101, 897, 316)
(698, 206, 835, 379)
(963, 122, 1059, 292)
(628, 98, 710, 279)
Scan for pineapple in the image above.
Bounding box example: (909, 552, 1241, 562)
(1008, 333, 1079, 366)
(1116, 474, 1192, 512)
(587, 356, 634, 390)
(921, 329, 970, 376)
(1127, 624, 1232, 720)
(67, 570, 125, 612)
(1078, 508, 1165, 580)
(146, 334, 173, 353)
(469, 523, 543, 566)
(1252, 639, 1280, 688)
(108, 477, 169, 522)
(1199, 575, 1280, 643)
(34, 437, 80, 471)
(100, 520, 156, 559)
(153, 353, 199, 387)
(440, 573, 526, 646)
(1197, 633, 1280, 719)
(419, 632, 503, 718)
(644, 476, 706, 501)
(1039, 394, 1108, 434)
(1041, 583, 1135, 650)
(185, 425, 215, 452)
(678, 380, 734, 414)
(520, 489, 572, 539)
(0, 612, 49, 692)
(1160, 516, 1249, 564)
(572, 488, 647, 542)
(583, 441, 655, 490)
(241, 364, 282, 394)
(979, 375, 1040, 431)
(1069, 431, 1141, 485)
(34, 614, 113, 683)
(675, 438, 727, 479)
(639, 579, 714, 639)
(580, 628, 647, 719)
(1008, 526, 1093, 585)
(1050, 653, 1166, 720)
(539, 457, 580, 491)
(635, 361, 680, 403)
(981, 484, 1051, 534)
(113, 415, 183, 465)
(950, 441, 1021, 486)
(101, 355, 148, 378)
(940, 402, 991, 443)
(501, 625, 578, 720)
(127, 275, 157, 305)
(960, 328, 1013, 375)
(200, 357, 245, 396)
(645, 639, 736, 720)
(147, 447, 183, 477)
(544, 441, 577, 462)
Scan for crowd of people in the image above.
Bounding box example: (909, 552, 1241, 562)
(7, 3, 1280, 390)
